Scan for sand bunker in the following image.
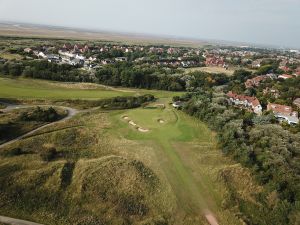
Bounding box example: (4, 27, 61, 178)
(128, 120, 137, 126)
(138, 127, 149, 132)
(122, 116, 149, 132)
(155, 104, 165, 108)
(204, 210, 219, 225)
(158, 119, 165, 124)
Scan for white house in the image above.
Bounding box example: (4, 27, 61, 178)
(227, 91, 262, 115)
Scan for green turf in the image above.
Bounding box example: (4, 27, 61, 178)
(0, 78, 242, 224)
(109, 98, 241, 223)
(0, 77, 181, 100)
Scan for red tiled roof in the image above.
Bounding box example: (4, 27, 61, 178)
(267, 103, 292, 115)
(205, 57, 225, 66)
(245, 75, 266, 88)
(278, 74, 293, 79)
(227, 91, 261, 107)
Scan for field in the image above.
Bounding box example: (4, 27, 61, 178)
(0, 52, 23, 60)
(0, 23, 207, 48)
(0, 78, 263, 225)
(184, 66, 235, 76)
(0, 77, 181, 100)
(0, 93, 247, 225)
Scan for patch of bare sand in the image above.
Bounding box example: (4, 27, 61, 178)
(122, 116, 149, 132)
(204, 210, 219, 225)
(128, 120, 137, 126)
(158, 119, 165, 123)
(138, 127, 149, 132)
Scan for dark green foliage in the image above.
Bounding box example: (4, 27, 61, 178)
(188, 71, 229, 91)
(19, 107, 62, 122)
(130, 160, 159, 190)
(0, 60, 95, 82)
(255, 64, 274, 75)
(95, 62, 185, 91)
(1, 148, 27, 157)
(40, 147, 58, 161)
(117, 194, 148, 216)
(182, 91, 300, 225)
(60, 162, 75, 189)
(98, 94, 155, 109)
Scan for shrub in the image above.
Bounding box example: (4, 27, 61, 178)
(40, 147, 57, 161)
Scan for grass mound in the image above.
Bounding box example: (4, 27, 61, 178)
(69, 156, 167, 224)
(0, 155, 168, 224)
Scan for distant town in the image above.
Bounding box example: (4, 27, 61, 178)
(15, 42, 299, 126)
(0, 41, 300, 130)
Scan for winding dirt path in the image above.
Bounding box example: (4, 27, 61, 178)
(0, 102, 79, 148)
(0, 215, 44, 225)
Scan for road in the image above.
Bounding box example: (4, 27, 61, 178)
(0, 215, 44, 225)
(0, 102, 79, 149)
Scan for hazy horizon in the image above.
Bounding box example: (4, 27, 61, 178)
(0, 0, 299, 49)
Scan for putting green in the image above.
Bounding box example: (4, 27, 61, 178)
(109, 98, 240, 224)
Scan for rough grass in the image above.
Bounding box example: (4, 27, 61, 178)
(0, 109, 174, 224)
(0, 108, 46, 145)
(0, 52, 23, 60)
(184, 66, 235, 76)
(0, 107, 66, 145)
(0, 97, 254, 225)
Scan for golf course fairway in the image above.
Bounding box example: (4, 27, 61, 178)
(109, 99, 240, 225)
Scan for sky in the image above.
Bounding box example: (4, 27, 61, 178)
(0, 0, 299, 48)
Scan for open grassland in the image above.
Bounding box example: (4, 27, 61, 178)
(184, 66, 235, 76)
(0, 97, 251, 225)
(0, 52, 23, 60)
(0, 24, 207, 48)
(0, 77, 181, 100)
(0, 108, 175, 225)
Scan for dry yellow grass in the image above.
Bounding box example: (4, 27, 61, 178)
(185, 66, 235, 76)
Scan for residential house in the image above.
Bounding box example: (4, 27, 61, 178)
(115, 57, 128, 62)
(244, 75, 266, 88)
(263, 87, 280, 98)
(58, 50, 75, 59)
(101, 59, 114, 65)
(279, 66, 291, 73)
(267, 103, 299, 125)
(63, 43, 72, 51)
(69, 58, 84, 66)
(47, 54, 60, 63)
(278, 74, 293, 79)
(74, 44, 89, 53)
(205, 56, 225, 67)
(167, 48, 179, 55)
(24, 48, 32, 53)
(38, 52, 47, 59)
(251, 59, 263, 68)
(172, 101, 184, 109)
(227, 91, 262, 115)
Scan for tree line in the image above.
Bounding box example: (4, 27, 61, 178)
(180, 91, 300, 225)
(95, 62, 186, 91)
(0, 60, 95, 83)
